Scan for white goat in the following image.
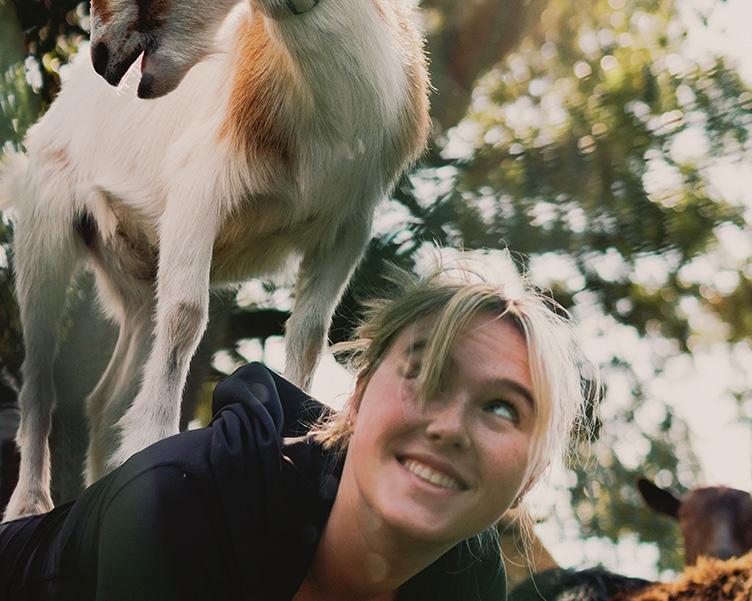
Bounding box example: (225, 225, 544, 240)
(0, 0, 430, 519)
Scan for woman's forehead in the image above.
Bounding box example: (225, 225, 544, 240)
(392, 314, 532, 385)
(394, 311, 524, 352)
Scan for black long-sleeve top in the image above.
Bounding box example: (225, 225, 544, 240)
(0, 363, 506, 601)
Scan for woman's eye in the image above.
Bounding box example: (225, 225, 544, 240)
(486, 400, 518, 423)
(402, 362, 421, 379)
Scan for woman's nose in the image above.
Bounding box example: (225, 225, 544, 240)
(424, 398, 471, 449)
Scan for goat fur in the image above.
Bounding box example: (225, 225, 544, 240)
(615, 553, 752, 601)
(509, 553, 752, 601)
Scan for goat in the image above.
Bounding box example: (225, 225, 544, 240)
(637, 478, 752, 566)
(0, 0, 430, 520)
(509, 480, 752, 601)
(511, 554, 752, 601)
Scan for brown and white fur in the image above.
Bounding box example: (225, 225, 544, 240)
(0, 0, 430, 519)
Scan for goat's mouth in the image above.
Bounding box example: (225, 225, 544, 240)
(91, 41, 144, 87)
(136, 49, 180, 99)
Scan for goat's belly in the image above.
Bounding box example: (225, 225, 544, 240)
(210, 245, 298, 286)
(210, 206, 333, 285)
(210, 229, 305, 285)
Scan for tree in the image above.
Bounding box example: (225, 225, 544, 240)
(425, 0, 750, 574)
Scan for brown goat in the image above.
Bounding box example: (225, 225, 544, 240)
(509, 481, 752, 601)
(510, 551, 752, 601)
(638, 478, 752, 565)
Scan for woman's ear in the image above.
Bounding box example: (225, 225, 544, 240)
(513, 467, 544, 508)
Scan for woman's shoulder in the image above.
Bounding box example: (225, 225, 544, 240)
(71, 362, 337, 554)
(111, 362, 332, 486)
(207, 362, 332, 476)
(211, 362, 332, 438)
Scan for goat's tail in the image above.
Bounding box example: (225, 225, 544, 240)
(0, 149, 28, 213)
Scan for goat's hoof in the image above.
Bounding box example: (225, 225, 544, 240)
(107, 415, 179, 473)
(3, 489, 54, 522)
(84, 458, 106, 487)
(107, 432, 166, 472)
(106, 448, 133, 473)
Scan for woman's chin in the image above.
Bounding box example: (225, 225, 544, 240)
(371, 494, 472, 545)
(359, 458, 471, 542)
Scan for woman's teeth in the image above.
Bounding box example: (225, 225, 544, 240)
(401, 458, 462, 490)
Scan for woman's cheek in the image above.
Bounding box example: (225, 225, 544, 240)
(395, 378, 419, 411)
(490, 436, 531, 485)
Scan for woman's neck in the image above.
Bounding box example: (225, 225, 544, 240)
(294, 471, 452, 601)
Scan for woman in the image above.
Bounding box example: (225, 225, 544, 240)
(0, 258, 587, 601)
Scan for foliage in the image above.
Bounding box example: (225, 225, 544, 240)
(431, 0, 751, 573)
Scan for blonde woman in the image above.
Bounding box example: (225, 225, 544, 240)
(0, 257, 588, 601)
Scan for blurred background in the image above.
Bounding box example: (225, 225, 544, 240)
(0, 0, 750, 582)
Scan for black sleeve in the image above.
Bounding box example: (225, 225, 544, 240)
(94, 466, 230, 601)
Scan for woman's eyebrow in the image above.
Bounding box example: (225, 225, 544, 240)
(404, 338, 428, 355)
(493, 379, 535, 410)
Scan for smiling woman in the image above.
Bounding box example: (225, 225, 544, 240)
(301, 258, 589, 600)
(0, 254, 590, 601)
(314, 260, 586, 498)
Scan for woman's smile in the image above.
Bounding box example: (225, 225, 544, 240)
(397, 456, 468, 492)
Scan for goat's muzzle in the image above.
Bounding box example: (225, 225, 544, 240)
(91, 42, 110, 79)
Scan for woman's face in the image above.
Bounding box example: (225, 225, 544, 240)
(343, 311, 536, 545)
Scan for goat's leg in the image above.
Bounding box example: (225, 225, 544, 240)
(284, 215, 372, 389)
(107, 187, 217, 469)
(83, 323, 130, 484)
(84, 308, 152, 484)
(4, 220, 79, 520)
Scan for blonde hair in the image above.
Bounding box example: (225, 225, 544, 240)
(312, 251, 593, 494)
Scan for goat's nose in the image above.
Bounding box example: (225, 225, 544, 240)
(713, 548, 737, 561)
(91, 42, 110, 78)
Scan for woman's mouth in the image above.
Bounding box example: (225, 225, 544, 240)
(398, 457, 466, 491)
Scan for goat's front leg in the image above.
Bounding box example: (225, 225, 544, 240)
(108, 187, 218, 470)
(284, 215, 372, 389)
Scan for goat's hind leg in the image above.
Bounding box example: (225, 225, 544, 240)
(81, 191, 157, 484)
(83, 322, 131, 485)
(4, 209, 81, 520)
(84, 306, 152, 485)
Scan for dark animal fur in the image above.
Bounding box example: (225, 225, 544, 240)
(510, 568, 651, 601)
